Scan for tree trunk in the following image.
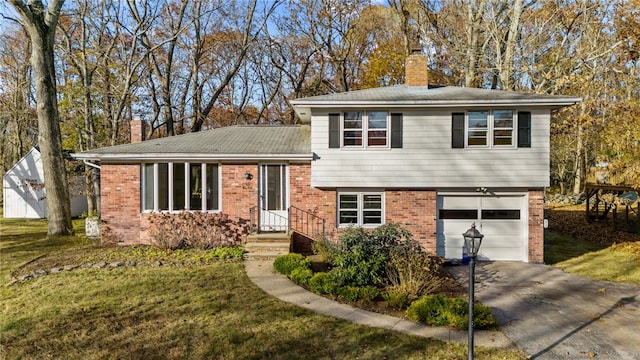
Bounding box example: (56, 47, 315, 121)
(9, 0, 72, 235)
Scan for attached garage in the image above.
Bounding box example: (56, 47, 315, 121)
(436, 193, 527, 261)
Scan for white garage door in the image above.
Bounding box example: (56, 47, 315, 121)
(436, 194, 527, 261)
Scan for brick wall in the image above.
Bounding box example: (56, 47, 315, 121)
(528, 189, 545, 263)
(386, 190, 437, 253)
(221, 164, 258, 225)
(130, 120, 145, 143)
(289, 163, 337, 237)
(405, 53, 429, 87)
(100, 164, 143, 244)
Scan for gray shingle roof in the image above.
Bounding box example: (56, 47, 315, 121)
(290, 85, 581, 106)
(74, 125, 312, 161)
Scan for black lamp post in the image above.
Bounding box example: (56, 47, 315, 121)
(463, 223, 484, 360)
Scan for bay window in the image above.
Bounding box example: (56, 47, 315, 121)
(142, 162, 219, 212)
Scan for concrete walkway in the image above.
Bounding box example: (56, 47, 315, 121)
(243, 258, 513, 349)
(448, 262, 640, 359)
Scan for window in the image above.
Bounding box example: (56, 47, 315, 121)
(330, 112, 401, 149)
(142, 162, 219, 212)
(452, 110, 524, 148)
(342, 111, 389, 147)
(493, 110, 514, 146)
(338, 192, 384, 226)
(467, 111, 489, 146)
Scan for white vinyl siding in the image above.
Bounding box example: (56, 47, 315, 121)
(310, 109, 550, 188)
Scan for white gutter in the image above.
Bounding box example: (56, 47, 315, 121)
(73, 153, 315, 162)
(83, 159, 101, 170)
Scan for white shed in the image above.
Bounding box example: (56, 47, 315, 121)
(3, 147, 88, 218)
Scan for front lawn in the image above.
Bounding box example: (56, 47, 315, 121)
(545, 204, 640, 286)
(0, 215, 524, 359)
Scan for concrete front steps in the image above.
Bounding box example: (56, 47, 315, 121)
(244, 232, 292, 258)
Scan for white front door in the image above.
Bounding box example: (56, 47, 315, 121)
(259, 164, 288, 231)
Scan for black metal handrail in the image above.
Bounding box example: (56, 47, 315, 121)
(289, 205, 325, 239)
(249, 206, 289, 233)
(249, 205, 326, 239)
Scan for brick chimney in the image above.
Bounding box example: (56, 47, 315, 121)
(405, 48, 428, 87)
(130, 114, 145, 143)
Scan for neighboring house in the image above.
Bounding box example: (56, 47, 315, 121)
(73, 53, 580, 263)
(3, 147, 88, 218)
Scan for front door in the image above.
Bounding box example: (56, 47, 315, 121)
(259, 164, 288, 231)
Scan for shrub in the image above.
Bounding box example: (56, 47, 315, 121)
(289, 268, 314, 286)
(338, 285, 380, 302)
(382, 288, 411, 310)
(308, 272, 339, 295)
(385, 244, 445, 297)
(273, 253, 311, 276)
(311, 235, 337, 263)
(329, 223, 413, 287)
(212, 246, 245, 259)
(147, 212, 249, 250)
(405, 295, 496, 330)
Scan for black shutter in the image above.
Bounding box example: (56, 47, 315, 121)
(391, 113, 403, 148)
(329, 113, 340, 148)
(452, 112, 465, 148)
(518, 111, 531, 148)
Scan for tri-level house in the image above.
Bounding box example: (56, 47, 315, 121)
(74, 53, 580, 263)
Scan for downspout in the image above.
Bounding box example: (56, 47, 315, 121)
(83, 160, 101, 170)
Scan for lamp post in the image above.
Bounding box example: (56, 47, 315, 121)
(463, 223, 484, 360)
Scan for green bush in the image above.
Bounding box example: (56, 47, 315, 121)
(212, 246, 245, 259)
(338, 285, 380, 302)
(273, 253, 311, 276)
(405, 295, 496, 330)
(289, 268, 314, 286)
(382, 288, 411, 310)
(329, 223, 413, 287)
(311, 235, 336, 263)
(308, 272, 338, 295)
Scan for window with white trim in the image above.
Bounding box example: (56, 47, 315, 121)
(467, 110, 515, 147)
(338, 192, 384, 226)
(142, 162, 219, 212)
(342, 111, 389, 147)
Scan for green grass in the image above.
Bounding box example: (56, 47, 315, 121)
(544, 230, 605, 265)
(545, 230, 640, 286)
(0, 213, 89, 284)
(0, 212, 524, 359)
(554, 248, 640, 286)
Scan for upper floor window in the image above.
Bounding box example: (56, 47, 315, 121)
(467, 110, 514, 147)
(142, 162, 219, 212)
(453, 110, 529, 149)
(342, 111, 389, 147)
(330, 112, 403, 149)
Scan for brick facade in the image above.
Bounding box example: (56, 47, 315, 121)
(528, 189, 545, 263)
(100, 164, 143, 245)
(405, 52, 429, 87)
(99, 161, 544, 262)
(386, 190, 438, 253)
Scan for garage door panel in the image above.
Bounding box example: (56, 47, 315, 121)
(480, 221, 521, 236)
(481, 196, 521, 208)
(437, 194, 526, 262)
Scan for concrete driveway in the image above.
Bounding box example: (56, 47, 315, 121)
(448, 262, 640, 359)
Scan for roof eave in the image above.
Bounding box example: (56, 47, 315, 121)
(72, 153, 314, 162)
(290, 98, 582, 108)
